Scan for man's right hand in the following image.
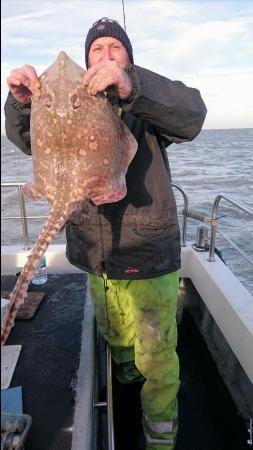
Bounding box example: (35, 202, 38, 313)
(7, 65, 41, 104)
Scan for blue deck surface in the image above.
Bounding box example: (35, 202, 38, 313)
(1, 386, 23, 414)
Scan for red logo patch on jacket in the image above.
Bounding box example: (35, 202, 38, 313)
(124, 267, 140, 274)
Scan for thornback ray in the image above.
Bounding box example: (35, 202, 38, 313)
(1, 51, 137, 345)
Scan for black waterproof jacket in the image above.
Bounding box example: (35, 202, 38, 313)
(4, 64, 207, 279)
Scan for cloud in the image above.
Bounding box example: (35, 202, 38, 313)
(2, 8, 57, 25)
(190, 69, 253, 129)
(1, 0, 253, 132)
(134, 15, 252, 73)
(165, 19, 246, 60)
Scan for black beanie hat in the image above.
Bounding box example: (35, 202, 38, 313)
(85, 17, 133, 68)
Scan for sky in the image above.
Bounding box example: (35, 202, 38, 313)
(1, 0, 253, 132)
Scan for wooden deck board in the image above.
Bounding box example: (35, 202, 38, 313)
(1, 291, 45, 319)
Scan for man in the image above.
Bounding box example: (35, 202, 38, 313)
(5, 17, 207, 450)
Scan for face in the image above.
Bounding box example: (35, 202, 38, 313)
(88, 37, 130, 69)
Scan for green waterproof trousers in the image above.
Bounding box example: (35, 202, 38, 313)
(88, 271, 180, 450)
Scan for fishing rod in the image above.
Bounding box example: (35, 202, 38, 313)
(121, 0, 127, 31)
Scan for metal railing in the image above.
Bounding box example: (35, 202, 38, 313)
(172, 182, 189, 246)
(183, 202, 253, 265)
(106, 345, 115, 450)
(93, 344, 115, 450)
(1, 181, 189, 249)
(1, 182, 48, 251)
(71, 293, 114, 450)
(1, 182, 252, 267)
(208, 193, 253, 262)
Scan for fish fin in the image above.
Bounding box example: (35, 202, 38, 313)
(22, 181, 45, 201)
(91, 175, 127, 205)
(91, 122, 137, 205)
(119, 120, 138, 170)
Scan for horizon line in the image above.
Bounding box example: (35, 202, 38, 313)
(1, 127, 253, 137)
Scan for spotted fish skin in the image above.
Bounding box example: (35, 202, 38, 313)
(1, 51, 137, 345)
(31, 51, 137, 205)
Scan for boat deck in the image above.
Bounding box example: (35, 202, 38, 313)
(1, 273, 250, 450)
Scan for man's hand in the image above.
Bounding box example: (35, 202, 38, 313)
(7, 65, 41, 104)
(83, 60, 132, 100)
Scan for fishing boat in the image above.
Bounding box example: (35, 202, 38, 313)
(1, 181, 253, 450)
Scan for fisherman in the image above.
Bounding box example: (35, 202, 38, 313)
(5, 17, 207, 450)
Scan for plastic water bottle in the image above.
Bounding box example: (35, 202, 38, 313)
(32, 255, 47, 285)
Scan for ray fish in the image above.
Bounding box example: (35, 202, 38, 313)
(1, 51, 137, 345)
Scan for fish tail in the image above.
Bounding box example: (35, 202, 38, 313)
(1, 202, 69, 346)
